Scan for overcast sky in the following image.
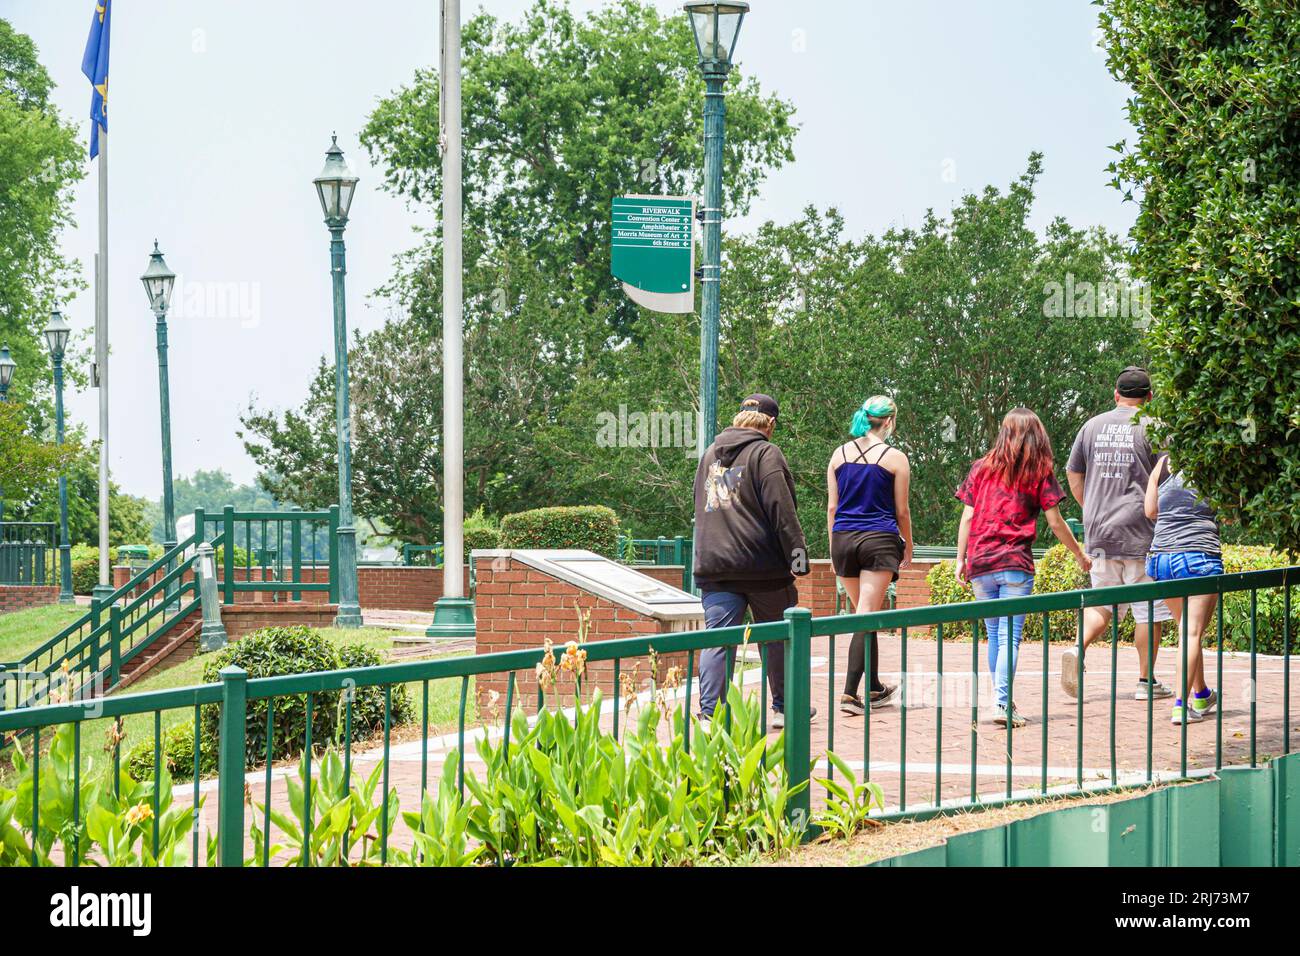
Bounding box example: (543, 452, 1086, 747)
(2, 0, 1136, 501)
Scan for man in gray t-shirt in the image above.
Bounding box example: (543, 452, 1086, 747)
(1060, 367, 1172, 701)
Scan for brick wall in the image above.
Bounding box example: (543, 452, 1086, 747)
(111, 563, 469, 612)
(474, 556, 696, 712)
(0, 585, 59, 614)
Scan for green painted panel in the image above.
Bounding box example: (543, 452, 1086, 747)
(873, 843, 947, 867)
(1167, 780, 1220, 866)
(1107, 790, 1160, 866)
(1008, 805, 1107, 866)
(944, 824, 1006, 867)
(1218, 767, 1274, 867)
(1274, 751, 1300, 866)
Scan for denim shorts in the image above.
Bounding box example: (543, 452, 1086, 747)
(1145, 551, 1224, 582)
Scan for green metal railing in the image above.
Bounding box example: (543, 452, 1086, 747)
(0, 522, 56, 586)
(197, 507, 339, 605)
(0, 507, 337, 710)
(0, 564, 1292, 865)
(402, 543, 443, 567)
(617, 535, 694, 593)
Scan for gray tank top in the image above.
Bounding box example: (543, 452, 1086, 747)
(1150, 469, 1220, 555)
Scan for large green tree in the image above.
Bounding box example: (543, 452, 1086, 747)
(242, 0, 796, 543)
(0, 18, 85, 417)
(546, 158, 1145, 551)
(1097, 0, 1300, 553)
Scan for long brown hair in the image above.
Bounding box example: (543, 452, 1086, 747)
(979, 407, 1055, 491)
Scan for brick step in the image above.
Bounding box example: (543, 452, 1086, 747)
(116, 615, 202, 691)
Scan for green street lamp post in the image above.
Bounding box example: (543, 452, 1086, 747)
(684, 2, 748, 450)
(0, 344, 15, 525)
(43, 309, 73, 603)
(314, 135, 363, 629)
(142, 242, 179, 571)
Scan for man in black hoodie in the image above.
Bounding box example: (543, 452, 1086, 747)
(694, 394, 812, 727)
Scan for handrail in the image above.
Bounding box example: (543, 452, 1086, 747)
(813, 566, 1295, 636)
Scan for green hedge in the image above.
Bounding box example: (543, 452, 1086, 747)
(925, 545, 1297, 652)
(462, 507, 502, 558)
(195, 626, 414, 771)
(499, 505, 619, 557)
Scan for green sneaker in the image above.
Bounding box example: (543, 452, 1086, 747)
(1188, 688, 1218, 716)
(1171, 702, 1204, 725)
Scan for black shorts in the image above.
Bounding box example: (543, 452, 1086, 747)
(831, 530, 905, 581)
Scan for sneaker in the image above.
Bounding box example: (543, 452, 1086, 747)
(769, 706, 817, 731)
(870, 683, 901, 707)
(1135, 679, 1174, 701)
(1060, 649, 1081, 699)
(1188, 688, 1218, 716)
(695, 713, 712, 733)
(1171, 702, 1204, 725)
(993, 704, 1027, 728)
(840, 694, 865, 716)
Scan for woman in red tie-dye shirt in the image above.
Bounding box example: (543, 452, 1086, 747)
(954, 408, 1091, 728)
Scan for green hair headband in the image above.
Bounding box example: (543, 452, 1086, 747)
(861, 397, 895, 417)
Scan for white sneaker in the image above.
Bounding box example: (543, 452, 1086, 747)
(1060, 649, 1081, 699)
(1135, 679, 1174, 701)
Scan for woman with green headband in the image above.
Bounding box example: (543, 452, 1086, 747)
(826, 394, 913, 715)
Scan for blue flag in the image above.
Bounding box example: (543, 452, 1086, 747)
(81, 0, 111, 158)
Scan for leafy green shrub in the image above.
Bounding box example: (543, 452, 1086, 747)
(1219, 546, 1298, 654)
(3, 724, 206, 866)
(462, 506, 502, 559)
(196, 626, 411, 771)
(336, 642, 415, 734)
(1097, 2, 1300, 555)
(70, 543, 99, 595)
(465, 682, 805, 866)
(499, 505, 619, 557)
(924, 560, 974, 639)
(927, 544, 1297, 651)
(126, 720, 215, 783)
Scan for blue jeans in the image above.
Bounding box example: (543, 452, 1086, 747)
(969, 570, 1034, 708)
(697, 585, 796, 717)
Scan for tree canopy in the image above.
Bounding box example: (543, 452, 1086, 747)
(1098, 0, 1300, 553)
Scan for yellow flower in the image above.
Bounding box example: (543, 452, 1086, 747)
(124, 802, 154, 826)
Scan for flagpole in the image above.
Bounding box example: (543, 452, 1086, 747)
(93, 123, 112, 602)
(427, 0, 473, 638)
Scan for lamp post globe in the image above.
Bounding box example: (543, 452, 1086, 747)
(43, 307, 74, 603)
(0, 344, 16, 397)
(682, 2, 748, 452)
(314, 134, 363, 629)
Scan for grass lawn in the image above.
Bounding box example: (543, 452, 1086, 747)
(3, 626, 475, 786)
(0, 603, 86, 662)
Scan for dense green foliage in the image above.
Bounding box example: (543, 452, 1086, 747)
(0, 19, 86, 421)
(499, 505, 619, 556)
(1097, 1, 1300, 553)
(3, 725, 204, 866)
(926, 544, 1296, 652)
(197, 626, 414, 769)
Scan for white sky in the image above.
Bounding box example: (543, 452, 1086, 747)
(1, 0, 1136, 500)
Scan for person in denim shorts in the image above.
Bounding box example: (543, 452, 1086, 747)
(1144, 455, 1222, 725)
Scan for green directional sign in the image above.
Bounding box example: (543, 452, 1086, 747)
(611, 195, 695, 314)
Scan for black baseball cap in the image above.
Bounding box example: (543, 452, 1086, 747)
(739, 393, 779, 420)
(1116, 366, 1152, 398)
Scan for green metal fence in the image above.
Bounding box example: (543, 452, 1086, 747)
(617, 535, 694, 593)
(0, 564, 1292, 865)
(0, 507, 337, 710)
(0, 522, 56, 586)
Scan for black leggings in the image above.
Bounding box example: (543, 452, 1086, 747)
(844, 631, 883, 697)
